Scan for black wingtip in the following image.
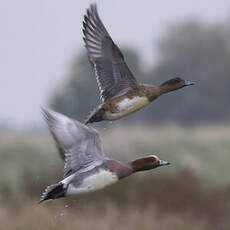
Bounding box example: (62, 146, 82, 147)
(84, 117, 91, 125)
(84, 108, 105, 124)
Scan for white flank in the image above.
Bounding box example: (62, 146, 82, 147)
(106, 96, 149, 120)
(66, 170, 118, 195)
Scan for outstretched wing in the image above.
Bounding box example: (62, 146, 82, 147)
(83, 4, 139, 102)
(42, 108, 107, 177)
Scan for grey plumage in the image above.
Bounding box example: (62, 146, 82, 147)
(39, 108, 170, 203)
(41, 108, 108, 178)
(83, 4, 139, 102)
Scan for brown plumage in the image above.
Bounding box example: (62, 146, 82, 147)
(83, 4, 195, 124)
(39, 109, 170, 203)
(107, 155, 170, 179)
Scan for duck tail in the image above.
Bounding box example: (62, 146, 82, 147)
(85, 108, 105, 124)
(39, 183, 65, 204)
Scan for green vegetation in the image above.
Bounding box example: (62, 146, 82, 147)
(0, 125, 230, 229)
(2, 15, 230, 229)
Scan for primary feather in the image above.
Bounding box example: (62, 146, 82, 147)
(42, 108, 107, 178)
(83, 4, 138, 102)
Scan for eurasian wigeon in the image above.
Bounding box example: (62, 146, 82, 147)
(39, 108, 170, 203)
(83, 4, 195, 124)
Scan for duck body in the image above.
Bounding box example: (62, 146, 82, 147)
(103, 95, 150, 121)
(63, 160, 132, 196)
(83, 5, 195, 124)
(65, 168, 118, 195)
(103, 84, 161, 120)
(86, 84, 161, 123)
(39, 108, 169, 203)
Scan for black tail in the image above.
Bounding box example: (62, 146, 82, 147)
(85, 108, 105, 124)
(39, 183, 65, 204)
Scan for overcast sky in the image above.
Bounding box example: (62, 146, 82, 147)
(1, 0, 229, 128)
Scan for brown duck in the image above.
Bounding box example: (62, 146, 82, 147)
(83, 4, 195, 124)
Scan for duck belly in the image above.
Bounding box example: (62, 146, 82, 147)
(66, 170, 118, 195)
(105, 96, 150, 120)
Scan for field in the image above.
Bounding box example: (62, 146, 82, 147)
(0, 124, 230, 229)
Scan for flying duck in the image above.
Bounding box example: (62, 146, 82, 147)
(39, 108, 170, 203)
(83, 4, 195, 124)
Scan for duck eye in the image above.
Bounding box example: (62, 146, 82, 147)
(146, 157, 155, 163)
(173, 78, 181, 83)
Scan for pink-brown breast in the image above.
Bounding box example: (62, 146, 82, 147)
(107, 160, 133, 179)
(101, 85, 161, 120)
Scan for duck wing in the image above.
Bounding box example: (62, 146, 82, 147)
(42, 108, 108, 178)
(83, 4, 139, 102)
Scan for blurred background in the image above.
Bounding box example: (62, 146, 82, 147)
(1, 0, 230, 229)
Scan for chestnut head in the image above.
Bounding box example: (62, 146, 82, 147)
(131, 155, 170, 172)
(160, 77, 195, 93)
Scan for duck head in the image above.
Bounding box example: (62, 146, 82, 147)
(160, 77, 195, 94)
(131, 155, 170, 172)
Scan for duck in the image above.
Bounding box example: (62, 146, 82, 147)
(83, 4, 195, 124)
(39, 108, 170, 203)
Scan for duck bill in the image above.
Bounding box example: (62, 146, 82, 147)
(184, 80, 195, 86)
(158, 160, 170, 167)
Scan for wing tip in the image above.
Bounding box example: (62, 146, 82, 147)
(40, 106, 52, 121)
(89, 3, 97, 14)
(40, 107, 61, 125)
(83, 3, 108, 43)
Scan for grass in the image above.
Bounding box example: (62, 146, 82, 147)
(1, 201, 211, 230)
(101, 124, 230, 188)
(0, 124, 230, 229)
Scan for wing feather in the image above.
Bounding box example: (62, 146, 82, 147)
(83, 4, 139, 102)
(42, 108, 107, 177)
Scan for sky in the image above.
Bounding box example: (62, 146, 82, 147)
(1, 0, 230, 128)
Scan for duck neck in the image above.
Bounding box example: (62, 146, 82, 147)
(107, 160, 133, 179)
(142, 85, 162, 101)
(159, 84, 177, 94)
